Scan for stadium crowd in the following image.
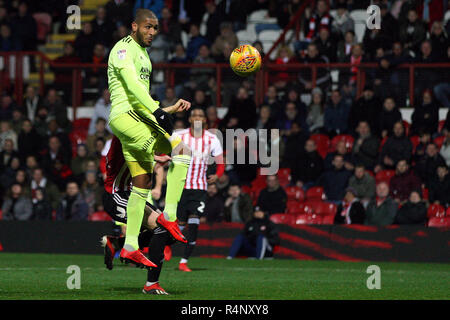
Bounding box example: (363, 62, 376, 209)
(0, 0, 450, 227)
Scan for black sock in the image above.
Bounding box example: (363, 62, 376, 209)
(182, 222, 199, 260)
(147, 228, 170, 282)
(138, 229, 153, 249)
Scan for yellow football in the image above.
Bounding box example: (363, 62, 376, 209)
(229, 44, 262, 77)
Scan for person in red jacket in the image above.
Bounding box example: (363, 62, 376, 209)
(389, 159, 422, 204)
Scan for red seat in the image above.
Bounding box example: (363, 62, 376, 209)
(310, 134, 330, 158)
(427, 204, 446, 218)
(286, 200, 303, 214)
(375, 170, 395, 183)
(69, 129, 88, 157)
(379, 136, 388, 152)
(402, 120, 410, 137)
(73, 118, 91, 131)
(89, 211, 112, 221)
(446, 207, 450, 216)
(410, 135, 420, 152)
(428, 216, 450, 227)
(295, 213, 322, 225)
(277, 168, 291, 186)
(305, 186, 325, 200)
(434, 136, 445, 150)
(422, 187, 429, 201)
(309, 201, 337, 217)
(270, 213, 295, 225)
(330, 134, 355, 152)
(438, 120, 446, 133)
(285, 186, 305, 202)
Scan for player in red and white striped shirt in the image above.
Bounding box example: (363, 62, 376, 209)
(176, 107, 224, 272)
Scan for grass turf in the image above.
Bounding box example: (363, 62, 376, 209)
(0, 253, 448, 300)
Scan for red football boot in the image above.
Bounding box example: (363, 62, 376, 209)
(119, 248, 157, 269)
(156, 214, 187, 243)
(142, 282, 169, 295)
(178, 262, 192, 272)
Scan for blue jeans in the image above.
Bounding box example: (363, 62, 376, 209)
(228, 234, 272, 259)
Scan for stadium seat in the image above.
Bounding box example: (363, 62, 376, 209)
(447, 207, 450, 216)
(375, 170, 395, 183)
(402, 120, 410, 137)
(428, 216, 450, 227)
(309, 201, 337, 218)
(270, 213, 295, 225)
(410, 135, 420, 152)
(285, 186, 305, 202)
(434, 136, 445, 150)
(89, 211, 112, 221)
(286, 200, 303, 214)
(305, 186, 325, 200)
(422, 187, 429, 201)
(69, 130, 88, 156)
(295, 213, 322, 225)
(248, 9, 268, 23)
(438, 120, 446, 133)
(309, 134, 330, 158)
(72, 118, 91, 131)
(330, 134, 355, 152)
(427, 204, 446, 218)
(277, 168, 291, 186)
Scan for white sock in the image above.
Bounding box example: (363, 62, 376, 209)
(180, 258, 188, 264)
(146, 281, 157, 287)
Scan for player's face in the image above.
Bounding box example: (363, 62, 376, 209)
(189, 109, 206, 128)
(134, 17, 159, 47)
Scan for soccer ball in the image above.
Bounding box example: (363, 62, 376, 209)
(229, 45, 261, 77)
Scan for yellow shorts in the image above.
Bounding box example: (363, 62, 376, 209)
(110, 110, 181, 176)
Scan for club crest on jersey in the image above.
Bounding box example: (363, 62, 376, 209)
(117, 49, 126, 60)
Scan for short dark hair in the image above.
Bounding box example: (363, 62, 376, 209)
(134, 8, 157, 23)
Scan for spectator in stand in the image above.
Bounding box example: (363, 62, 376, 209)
(270, 45, 295, 90)
(316, 154, 352, 203)
(280, 122, 309, 169)
(74, 22, 96, 63)
(378, 3, 399, 45)
(283, 88, 307, 120)
(413, 131, 432, 163)
(161, 87, 178, 108)
(56, 181, 89, 221)
(90, 6, 115, 48)
(376, 121, 413, 171)
(169, 44, 190, 97)
(352, 121, 380, 171)
(389, 159, 422, 204)
(206, 106, 221, 130)
(256, 175, 287, 215)
(348, 164, 376, 206)
(410, 89, 440, 136)
(203, 0, 223, 43)
(211, 21, 238, 58)
(0, 94, 17, 121)
(88, 89, 111, 135)
(340, 43, 366, 92)
(255, 105, 273, 130)
(0, 23, 22, 51)
(324, 89, 351, 137)
(10, 109, 24, 136)
(227, 207, 280, 260)
(306, 87, 325, 134)
(111, 24, 130, 44)
(430, 21, 448, 61)
(105, 0, 134, 28)
(86, 43, 108, 91)
(0, 138, 19, 171)
(159, 6, 182, 50)
(30, 167, 61, 211)
(71, 144, 92, 185)
(204, 183, 224, 224)
(415, 143, 446, 185)
(362, 28, 390, 63)
(414, 40, 440, 100)
(191, 89, 211, 110)
(324, 140, 354, 171)
(186, 23, 210, 61)
(440, 130, 450, 167)
(1, 183, 33, 221)
(263, 85, 283, 122)
(11, 2, 37, 52)
(17, 119, 40, 162)
(81, 171, 103, 215)
(14, 169, 30, 199)
(395, 190, 427, 225)
(291, 139, 324, 190)
(133, 0, 164, 19)
(433, 45, 450, 108)
(49, 157, 74, 192)
(40, 135, 71, 177)
(298, 43, 331, 93)
(399, 9, 426, 55)
(428, 164, 450, 207)
(334, 187, 365, 225)
(364, 181, 398, 226)
(23, 85, 42, 123)
(379, 97, 402, 139)
(348, 85, 383, 137)
(336, 30, 356, 62)
(304, 0, 332, 42)
(25, 155, 39, 177)
(0, 156, 20, 192)
(313, 27, 337, 63)
(0, 121, 18, 151)
(41, 89, 70, 133)
(31, 187, 53, 220)
(224, 183, 253, 223)
(223, 87, 257, 131)
(277, 102, 308, 141)
(190, 44, 215, 90)
(86, 118, 111, 155)
(331, 2, 354, 39)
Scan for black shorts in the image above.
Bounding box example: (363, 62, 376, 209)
(102, 191, 158, 224)
(177, 189, 207, 222)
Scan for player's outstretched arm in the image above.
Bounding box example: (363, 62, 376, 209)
(162, 99, 191, 114)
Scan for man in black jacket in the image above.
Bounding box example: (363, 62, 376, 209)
(291, 139, 324, 189)
(376, 121, 412, 171)
(334, 187, 365, 224)
(256, 175, 287, 215)
(352, 121, 380, 171)
(227, 207, 280, 260)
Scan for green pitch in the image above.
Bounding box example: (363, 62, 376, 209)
(0, 253, 448, 300)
